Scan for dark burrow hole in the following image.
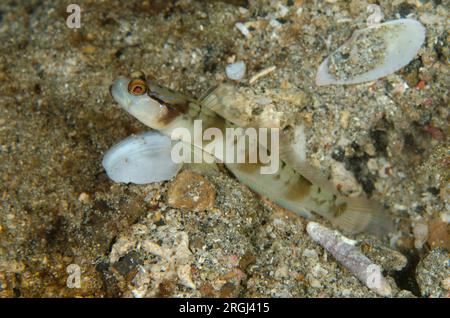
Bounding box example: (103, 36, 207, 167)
(391, 252, 421, 296)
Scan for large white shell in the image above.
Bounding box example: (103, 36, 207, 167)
(102, 131, 181, 184)
(316, 19, 426, 86)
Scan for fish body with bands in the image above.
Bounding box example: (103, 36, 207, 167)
(109, 72, 393, 236)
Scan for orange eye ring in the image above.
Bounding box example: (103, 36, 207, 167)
(128, 79, 147, 96)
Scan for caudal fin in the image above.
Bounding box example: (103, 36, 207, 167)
(331, 196, 394, 236)
(279, 125, 394, 236)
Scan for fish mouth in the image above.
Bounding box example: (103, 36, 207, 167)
(109, 77, 130, 109)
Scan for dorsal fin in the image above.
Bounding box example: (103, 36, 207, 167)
(147, 79, 195, 106)
(200, 84, 281, 129)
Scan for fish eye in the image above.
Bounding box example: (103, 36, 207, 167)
(128, 79, 147, 96)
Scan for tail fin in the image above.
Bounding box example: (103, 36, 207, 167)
(279, 125, 394, 236)
(331, 196, 394, 236)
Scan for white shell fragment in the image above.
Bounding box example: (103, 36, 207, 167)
(226, 60, 246, 80)
(235, 22, 251, 38)
(102, 131, 181, 184)
(316, 19, 426, 86)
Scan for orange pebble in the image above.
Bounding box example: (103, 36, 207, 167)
(416, 80, 426, 90)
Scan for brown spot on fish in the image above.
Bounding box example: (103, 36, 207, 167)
(233, 162, 262, 173)
(232, 148, 266, 173)
(285, 176, 312, 201)
(154, 97, 190, 125)
(331, 202, 348, 218)
(203, 116, 227, 135)
(143, 79, 195, 125)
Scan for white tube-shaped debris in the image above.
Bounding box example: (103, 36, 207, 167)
(306, 222, 392, 297)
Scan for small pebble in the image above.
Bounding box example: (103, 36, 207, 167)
(416, 249, 450, 297)
(366, 4, 384, 26)
(235, 22, 251, 38)
(167, 170, 216, 211)
(302, 248, 318, 259)
(427, 217, 450, 250)
(78, 192, 91, 204)
(412, 222, 428, 250)
(308, 276, 322, 288)
(442, 277, 450, 291)
(225, 61, 246, 81)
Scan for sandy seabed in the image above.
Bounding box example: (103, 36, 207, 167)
(0, 0, 448, 297)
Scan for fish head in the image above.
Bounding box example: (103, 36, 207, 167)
(110, 71, 167, 129)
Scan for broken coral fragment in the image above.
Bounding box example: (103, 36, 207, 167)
(316, 19, 426, 86)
